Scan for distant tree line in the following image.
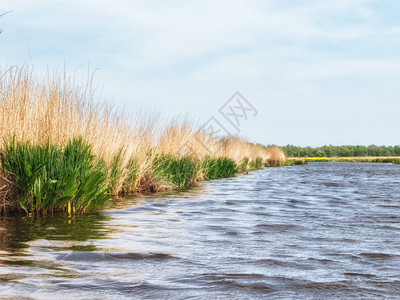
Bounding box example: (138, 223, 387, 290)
(280, 145, 400, 157)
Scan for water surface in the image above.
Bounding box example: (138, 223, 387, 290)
(1, 163, 399, 299)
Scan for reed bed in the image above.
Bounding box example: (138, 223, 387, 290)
(0, 170, 15, 215)
(0, 67, 286, 215)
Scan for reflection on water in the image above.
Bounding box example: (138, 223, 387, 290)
(1, 163, 400, 299)
(0, 213, 110, 253)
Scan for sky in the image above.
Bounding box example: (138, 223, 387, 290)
(1, 0, 399, 146)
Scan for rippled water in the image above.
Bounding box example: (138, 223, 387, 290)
(1, 163, 400, 299)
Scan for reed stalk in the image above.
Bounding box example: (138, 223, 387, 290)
(0, 66, 286, 215)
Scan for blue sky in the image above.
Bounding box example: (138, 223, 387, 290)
(1, 0, 400, 146)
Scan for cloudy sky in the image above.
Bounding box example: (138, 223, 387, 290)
(1, 0, 399, 146)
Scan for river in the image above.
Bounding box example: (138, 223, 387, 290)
(1, 163, 399, 299)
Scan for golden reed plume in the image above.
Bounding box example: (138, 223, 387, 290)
(0, 66, 286, 195)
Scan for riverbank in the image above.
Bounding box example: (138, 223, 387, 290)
(285, 156, 400, 166)
(0, 67, 286, 216)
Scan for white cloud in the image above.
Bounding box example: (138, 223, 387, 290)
(1, 0, 400, 145)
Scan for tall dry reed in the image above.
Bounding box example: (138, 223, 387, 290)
(0, 66, 285, 197)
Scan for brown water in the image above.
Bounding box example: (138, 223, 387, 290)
(0, 163, 400, 299)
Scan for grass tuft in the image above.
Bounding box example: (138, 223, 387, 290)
(249, 157, 264, 170)
(153, 155, 199, 189)
(109, 148, 124, 195)
(203, 157, 237, 180)
(237, 157, 249, 172)
(0, 137, 110, 215)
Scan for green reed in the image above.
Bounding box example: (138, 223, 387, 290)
(237, 157, 249, 172)
(249, 157, 264, 170)
(0, 137, 110, 215)
(153, 155, 199, 189)
(203, 157, 237, 180)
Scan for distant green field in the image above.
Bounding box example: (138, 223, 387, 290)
(285, 157, 400, 166)
(281, 145, 400, 157)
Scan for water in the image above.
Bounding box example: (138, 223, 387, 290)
(1, 163, 400, 299)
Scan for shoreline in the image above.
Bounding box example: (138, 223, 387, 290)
(0, 154, 283, 217)
(286, 156, 400, 165)
(0, 67, 288, 217)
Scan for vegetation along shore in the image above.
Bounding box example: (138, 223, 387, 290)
(285, 157, 400, 165)
(281, 145, 400, 166)
(282, 145, 400, 157)
(0, 67, 286, 216)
